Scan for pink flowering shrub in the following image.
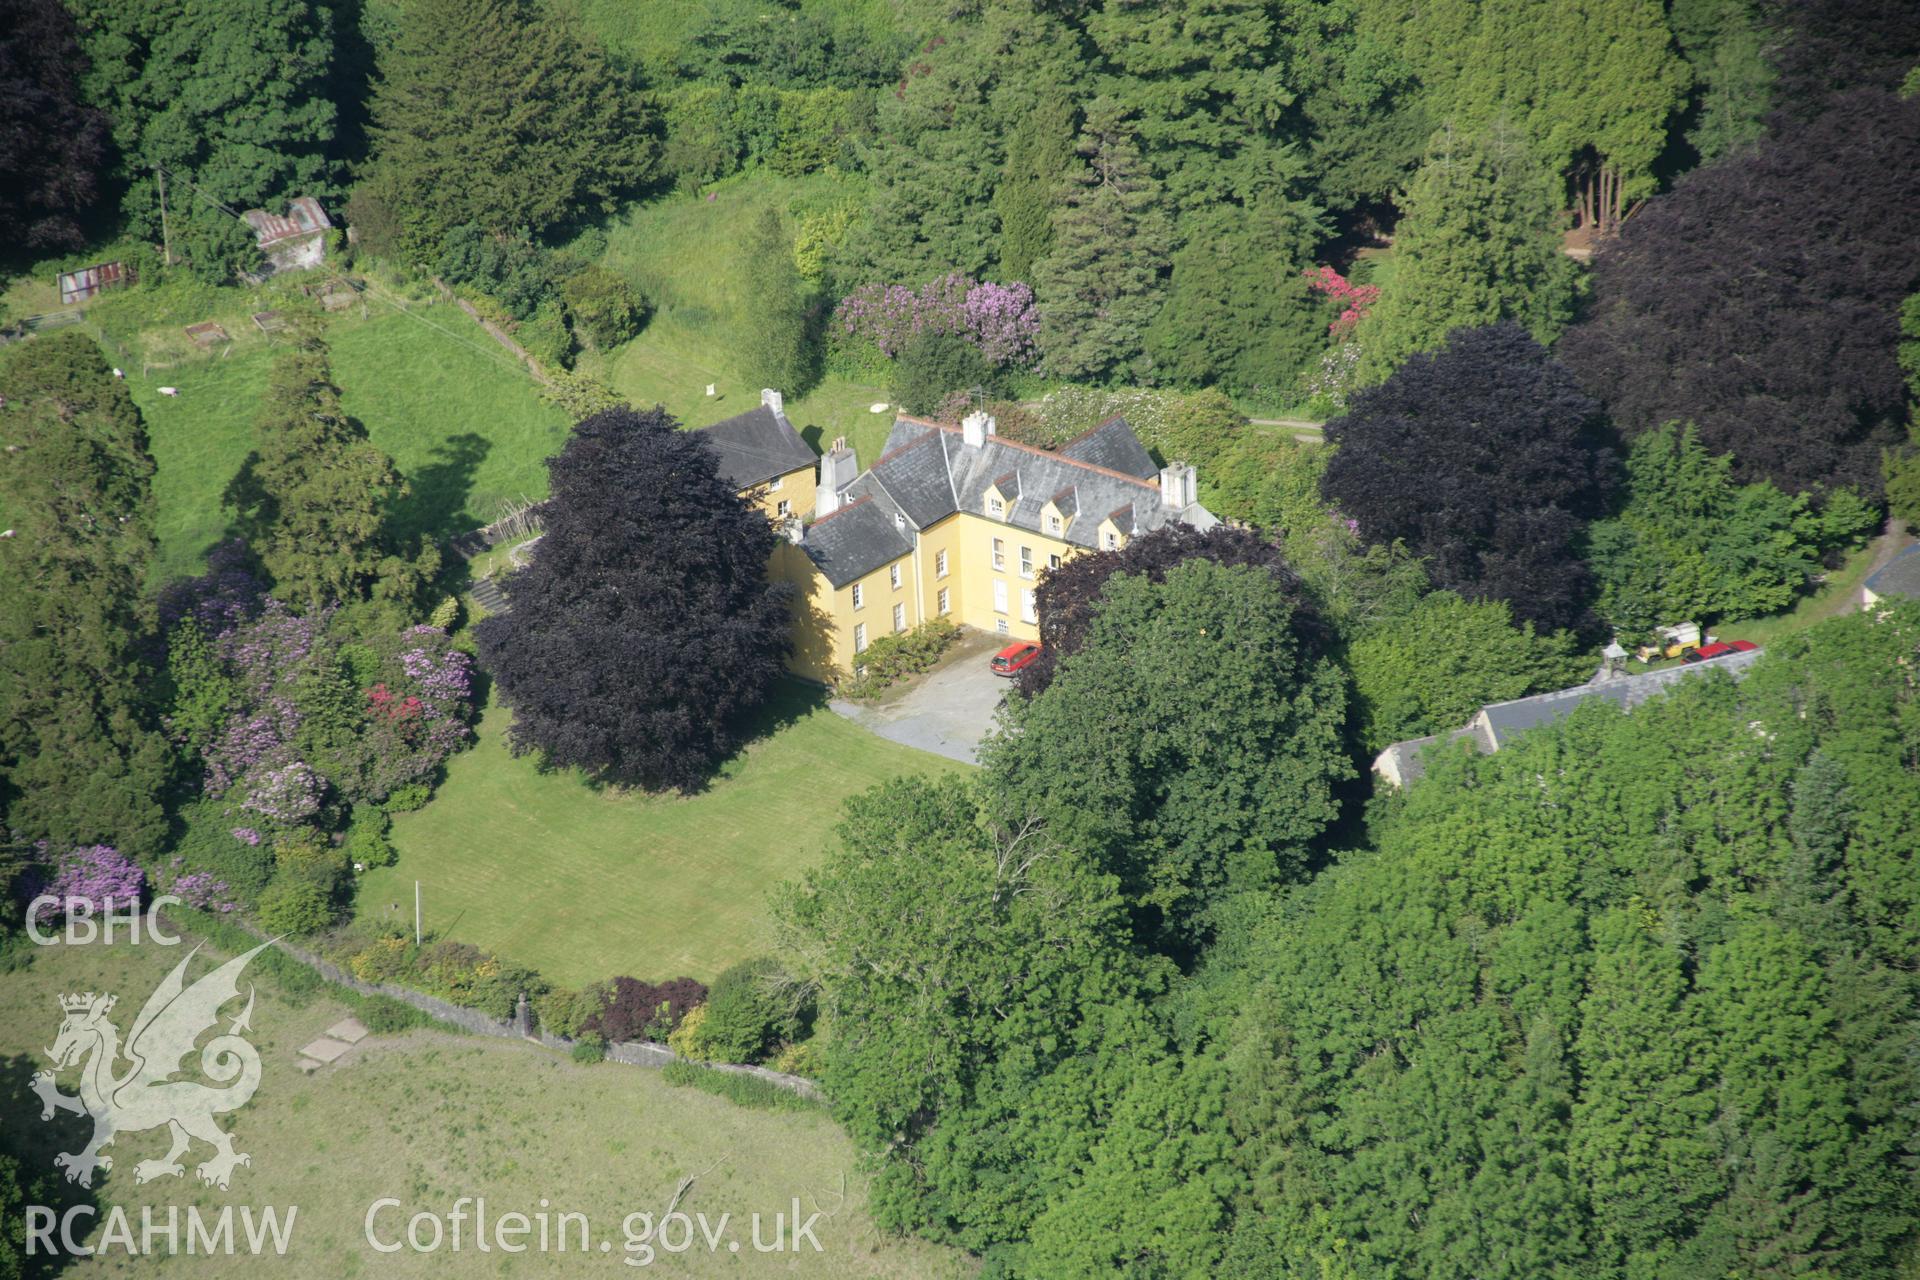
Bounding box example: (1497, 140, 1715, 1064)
(836, 273, 1039, 368)
(1304, 266, 1381, 339)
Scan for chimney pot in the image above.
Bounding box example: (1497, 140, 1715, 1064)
(962, 411, 991, 447)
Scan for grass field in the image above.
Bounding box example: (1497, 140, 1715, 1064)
(108, 303, 567, 579)
(362, 685, 966, 987)
(0, 937, 970, 1277)
(575, 173, 903, 469)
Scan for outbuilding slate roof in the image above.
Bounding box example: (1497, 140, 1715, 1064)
(843, 415, 1212, 552)
(799, 497, 913, 588)
(697, 404, 817, 491)
(1473, 645, 1765, 751)
(1864, 543, 1920, 601)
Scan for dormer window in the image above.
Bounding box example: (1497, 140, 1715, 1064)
(1047, 514, 1062, 534)
(987, 495, 1005, 517)
(894, 512, 906, 530)
(1103, 530, 1119, 550)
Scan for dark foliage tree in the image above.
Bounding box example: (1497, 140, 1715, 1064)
(475, 407, 792, 792)
(584, 975, 708, 1043)
(1560, 88, 1920, 499)
(359, 0, 652, 258)
(224, 329, 434, 613)
(1019, 524, 1322, 698)
(0, 0, 110, 254)
(1322, 322, 1617, 632)
(1766, 0, 1920, 118)
(0, 333, 170, 859)
(70, 0, 338, 276)
(987, 559, 1349, 955)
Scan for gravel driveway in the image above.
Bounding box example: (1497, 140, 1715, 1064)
(829, 629, 1010, 764)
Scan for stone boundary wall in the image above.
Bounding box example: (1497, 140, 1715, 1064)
(173, 912, 823, 1103)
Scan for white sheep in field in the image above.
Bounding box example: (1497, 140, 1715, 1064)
(112, 368, 123, 378)
(158, 386, 178, 396)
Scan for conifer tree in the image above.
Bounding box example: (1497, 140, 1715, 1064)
(1032, 97, 1171, 381)
(224, 328, 428, 611)
(0, 333, 170, 857)
(359, 0, 652, 257)
(1356, 126, 1575, 382)
(1146, 199, 1327, 394)
(993, 96, 1076, 283)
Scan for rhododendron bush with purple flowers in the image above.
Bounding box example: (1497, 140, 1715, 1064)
(835, 273, 1039, 369)
(26, 845, 146, 924)
(156, 555, 478, 923)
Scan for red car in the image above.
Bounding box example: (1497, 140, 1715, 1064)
(1681, 639, 1758, 663)
(990, 641, 1043, 676)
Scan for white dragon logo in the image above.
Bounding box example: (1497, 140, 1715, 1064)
(31, 941, 269, 1191)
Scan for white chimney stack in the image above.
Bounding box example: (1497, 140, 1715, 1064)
(1159, 462, 1197, 510)
(761, 387, 785, 416)
(962, 411, 992, 447)
(819, 435, 858, 504)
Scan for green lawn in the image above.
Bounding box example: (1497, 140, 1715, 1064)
(0, 936, 970, 1277)
(362, 686, 966, 988)
(122, 306, 567, 578)
(574, 173, 902, 469)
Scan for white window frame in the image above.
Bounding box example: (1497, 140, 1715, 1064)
(996, 618, 1010, 635)
(1047, 514, 1062, 534)
(935, 549, 949, 578)
(1021, 588, 1037, 624)
(993, 580, 1009, 614)
(1049, 553, 1062, 570)
(892, 602, 906, 632)
(937, 587, 950, 614)
(987, 494, 1005, 517)
(1103, 530, 1119, 550)
(851, 583, 864, 610)
(767, 475, 783, 491)
(776, 499, 791, 518)
(890, 564, 902, 590)
(853, 622, 868, 653)
(991, 538, 1005, 570)
(1019, 546, 1034, 579)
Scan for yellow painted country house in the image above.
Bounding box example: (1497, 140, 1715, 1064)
(703, 395, 1218, 682)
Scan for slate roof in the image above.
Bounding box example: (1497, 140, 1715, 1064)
(1375, 646, 1766, 785)
(1473, 646, 1765, 751)
(1059, 415, 1159, 479)
(1864, 543, 1920, 601)
(697, 405, 816, 491)
(841, 415, 1214, 552)
(799, 497, 913, 589)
